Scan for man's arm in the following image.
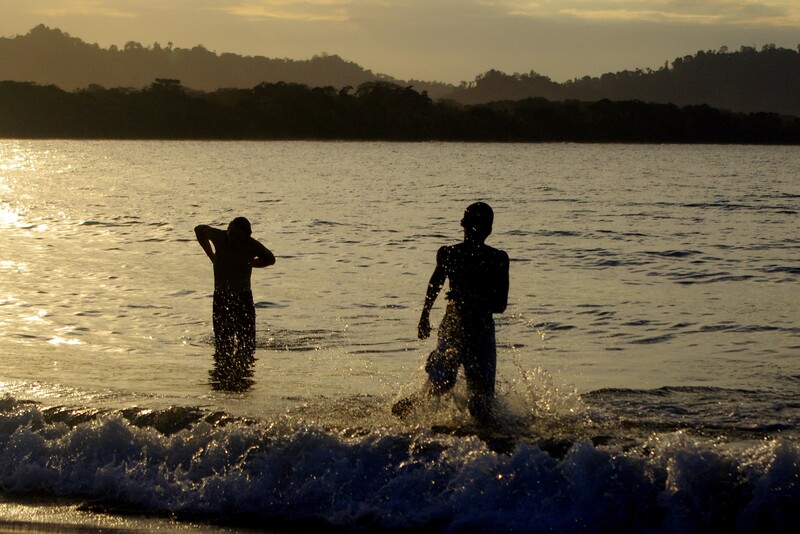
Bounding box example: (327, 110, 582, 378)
(418, 248, 448, 339)
(251, 239, 276, 268)
(492, 251, 510, 314)
(194, 225, 218, 263)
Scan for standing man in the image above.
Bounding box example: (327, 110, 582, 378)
(393, 202, 509, 424)
(195, 217, 275, 372)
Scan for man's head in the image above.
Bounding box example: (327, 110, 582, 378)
(228, 217, 252, 240)
(461, 202, 493, 241)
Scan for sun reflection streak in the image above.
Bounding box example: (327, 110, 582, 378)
(1, 142, 65, 232)
(48, 337, 83, 346)
(0, 261, 27, 272)
(0, 205, 20, 226)
(0, 142, 37, 174)
(0, 203, 48, 231)
(23, 310, 49, 323)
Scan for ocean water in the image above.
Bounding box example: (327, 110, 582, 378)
(0, 140, 798, 532)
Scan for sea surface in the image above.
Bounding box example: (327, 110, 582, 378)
(0, 140, 798, 532)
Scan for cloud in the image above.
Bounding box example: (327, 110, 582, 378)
(493, 1, 800, 26)
(30, 0, 140, 18)
(215, 1, 352, 22)
(555, 8, 724, 25)
(21, 1, 800, 28)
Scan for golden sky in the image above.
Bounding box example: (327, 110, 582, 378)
(1, 1, 798, 83)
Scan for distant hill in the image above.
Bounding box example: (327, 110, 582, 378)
(0, 25, 454, 98)
(443, 46, 800, 117)
(2, 26, 798, 117)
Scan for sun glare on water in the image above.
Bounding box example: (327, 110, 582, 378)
(48, 337, 83, 346)
(0, 205, 20, 226)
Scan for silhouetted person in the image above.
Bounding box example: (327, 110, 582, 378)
(393, 202, 509, 424)
(195, 217, 275, 389)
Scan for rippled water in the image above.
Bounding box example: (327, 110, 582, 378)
(1, 141, 798, 532)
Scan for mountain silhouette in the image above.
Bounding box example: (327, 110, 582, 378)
(1, 25, 798, 117)
(443, 45, 800, 117)
(0, 25, 453, 98)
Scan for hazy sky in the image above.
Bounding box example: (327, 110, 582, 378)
(1, 1, 798, 83)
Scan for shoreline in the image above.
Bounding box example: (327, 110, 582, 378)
(0, 497, 237, 534)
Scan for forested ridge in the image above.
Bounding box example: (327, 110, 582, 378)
(2, 79, 798, 143)
(448, 45, 800, 117)
(1, 25, 799, 117)
(0, 25, 450, 100)
(2, 25, 799, 142)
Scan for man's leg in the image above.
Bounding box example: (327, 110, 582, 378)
(463, 319, 497, 425)
(392, 307, 462, 418)
(234, 291, 257, 365)
(213, 292, 235, 360)
(424, 307, 462, 394)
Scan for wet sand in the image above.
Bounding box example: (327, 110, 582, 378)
(0, 497, 240, 533)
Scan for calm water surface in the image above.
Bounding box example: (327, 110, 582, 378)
(0, 140, 798, 532)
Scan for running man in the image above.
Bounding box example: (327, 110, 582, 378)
(393, 202, 509, 424)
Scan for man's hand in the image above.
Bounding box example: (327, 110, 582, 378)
(418, 314, 431, 340)
(251, 249, 276, 268)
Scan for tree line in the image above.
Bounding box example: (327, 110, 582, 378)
(448, 45, 800, 117)
(1, 79, 798, 143)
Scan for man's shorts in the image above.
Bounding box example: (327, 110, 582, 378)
(425, 303, 496, 397)
(212, 289, 256, 359)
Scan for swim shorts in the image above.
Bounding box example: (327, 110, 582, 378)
(425, 302, 496, 420)
(212, 289, 256, 361)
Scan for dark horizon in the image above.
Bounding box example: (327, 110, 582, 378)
(2, 79, 799, 144)
(2, 25, 800, 118)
